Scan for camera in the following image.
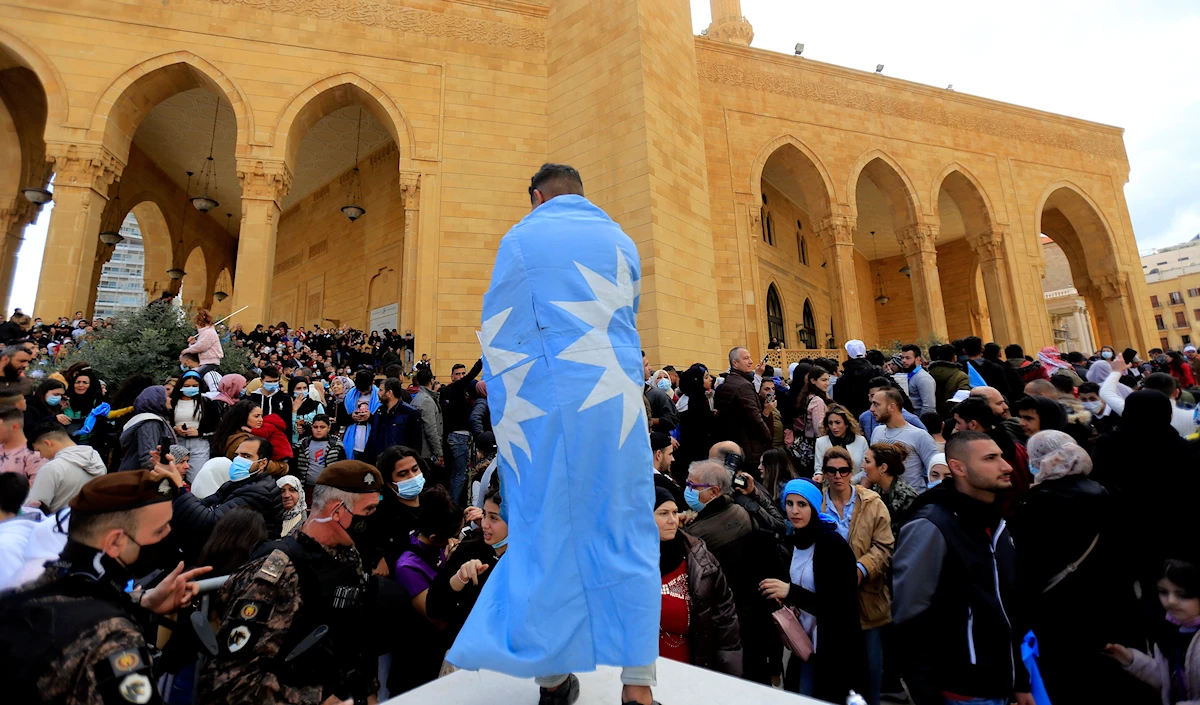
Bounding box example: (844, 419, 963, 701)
(723, 451, 744, 476)
(732, 472, 749, 491)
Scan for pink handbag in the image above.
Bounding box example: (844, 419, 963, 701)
(771, 605, 814, 661)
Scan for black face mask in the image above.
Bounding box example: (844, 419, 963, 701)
(122, 532, 176, 581)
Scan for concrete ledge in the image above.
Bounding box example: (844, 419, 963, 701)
(383, 658, 832, 705)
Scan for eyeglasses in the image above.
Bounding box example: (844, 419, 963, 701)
(685, 481, 716, 490)
(826, 466, 853, 476)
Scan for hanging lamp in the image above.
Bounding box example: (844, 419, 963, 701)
(168, 172, 191, 280)
(341, 108, 367, 221)
(871, 230, 889, 305)
(213, 291, 228, 302)
(191, 101, 221, 213)
(22, 158, 53, 205)
(98, 182, 125, 246)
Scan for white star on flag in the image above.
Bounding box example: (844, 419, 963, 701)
(551, 246, 644, 446)
(492, 360, 545, 476)
(478, 308, 527, 375)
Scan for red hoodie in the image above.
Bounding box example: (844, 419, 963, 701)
(252, 413, 294, 460)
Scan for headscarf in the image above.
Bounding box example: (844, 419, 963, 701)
(475, 380, 488, 398)
(780, 478, 837, 548)
(1118, 390, 1173, 437)
(655, 486, 686, 575)
(168, 444, 191, 463)
(277, 475, 308, 522)
(215, 373, 247, 406)
(1027, 430, 1091, 485)
(1025, 395, 1065, 432)
(332, 376, 354, 403)
(133, 385, 169, 417)
(1037, 346, 1072, 371)
(66, 368, 103, 413)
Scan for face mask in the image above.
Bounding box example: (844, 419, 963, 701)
(46, 394, 62, 406)
(1081, 400, 1103, 414)
(927, 478, 942, 490)
(1029, 461, 1039, 477)
(121, 531, 170, 579)
(683, 486, 708, 513)
(181, 387, 199, 398)
(229, 456, 254, 481)
(656, 378, 672, 393)
(395, 474, 426, 499)
(263, 382, 279, 393)
(491, 535, 509, 549)
(1101, 351, 1113, 360)
(180, 364, 189, 372)
(295, 388, 307, 398)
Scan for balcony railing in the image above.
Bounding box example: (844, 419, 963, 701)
(765, 348, 844, 369)
(1044, 287, 1079, 300)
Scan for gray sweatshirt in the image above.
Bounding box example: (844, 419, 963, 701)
(26, 445, 107, 513)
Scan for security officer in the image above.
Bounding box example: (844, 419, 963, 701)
(0, 469, 209, 704)
(197, 460, 384, 705)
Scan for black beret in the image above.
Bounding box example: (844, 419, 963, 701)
(70, 470, 174, 513)
(649, 432, 672, 452)
(315, 460, 384, 493)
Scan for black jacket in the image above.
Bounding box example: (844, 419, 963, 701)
(893, 485, 1029, 704)
(360, 487, 421, 577)
(712, 371, 770, 464)
(171, 473, 283, 562)
(424, 535, 498, 642)
(833, 358, 881, 418)
(679, 532, 743, 677)
(439, 359, 483, 437)
(968, 358, 1016, 403)
(362, 401, 422, 465)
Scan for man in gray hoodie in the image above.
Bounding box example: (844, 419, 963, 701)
(25, 422, 107, 512)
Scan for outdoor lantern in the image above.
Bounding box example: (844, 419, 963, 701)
(99, 230, 124, 246)
(899, 264, 911, 277)
(341, 109, 367, 222)
(167, 268, 186, 280)
(341, 202, 366, 221)
(190, 194, 219, 213)
(191, 102, 222, 212)
(22, 187, 52, 205)
(214, 290, 228, 302)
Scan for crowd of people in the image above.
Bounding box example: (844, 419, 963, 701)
(1, 296, 1199, 705)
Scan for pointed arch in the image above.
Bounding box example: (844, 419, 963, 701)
(846, 149, 922, 226)
(765, 283, 786, 346)
(0, 27, 68, 131)
(749, 134, 838, 223)
(181, 246, 210, 309)
(930, 162, 997, 238)
(271, 72, 415, 173)
(87, 50, 254, 161)
(1035, 180, 1119, 272)
(800, 299, 818, 350)
(127, 200, 174, 300)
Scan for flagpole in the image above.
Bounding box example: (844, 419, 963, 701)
(213, 306, 248, 327)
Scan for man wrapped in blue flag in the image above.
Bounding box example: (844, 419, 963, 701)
(447, 164, 660, 705)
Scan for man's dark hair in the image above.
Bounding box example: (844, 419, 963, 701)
(867, 376, 895, 393)
(414, 485, 462, 540)
(865, 349, 886, 366)
(763, 364, 774, 378)
(376, 444, 427, 479)
(1004, 344, 1024, 360)
(529, 163, 583, 204)
(962, 336, 983, 357)
(0, 406, 23, 426)
(383, 363, 404, 380)
(242, 436, 273, 461)
(414, 369, 433, 387)
(382, 377, 406, 400)
(261, 366, 281, 380)
(311, 413, 331, 426)
(900, 344, 922, 359)
(451, 363, 466, 373)
(1144, 372, 1178, 396)
(946, 429, 993, 463)
(930, 344, 955, 362)
(952, 396, 997, 430)
(27, 422, 70, 449)
(1050, 374, 1075, 395)
(872, 387, 903, 409)
(919, 411, 942, 433)
(1066, 351, 1086, 364)
(662, 365, 677, 373)
(1077, 382, 1100, 395)
(983, 342, 1002, 361)
(0, 472, 29, 514)
(1015, 396, 1042, 414)
(181, 352, 200, 364)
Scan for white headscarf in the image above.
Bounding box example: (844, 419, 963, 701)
(1027, 430, 1092, 486)
(276, 475, 308, 522)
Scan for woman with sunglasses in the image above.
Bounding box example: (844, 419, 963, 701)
(818, 446, 895, 705)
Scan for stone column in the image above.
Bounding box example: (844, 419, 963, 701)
(1097, 271, 1136, 350)
(967, 228, 1018, 345)
(815, 214, 863, 345)
(34, 143, 123, 319)
(897, 222, 948, 340)
(0, 198, 38, 315)
(231, 158, 290, 326)
(706, 0, 754, 45)
(399, 172, 420, 335)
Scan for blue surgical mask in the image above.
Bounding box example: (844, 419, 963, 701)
(1029, 461, 1039, 477)
(491, 535, 509, 549)
(180, 364, 189, 372)
(1101, 351, 1113, 360)
(657, 378, 672, 393)
(46, 394, 62, 406)
(684, 486, 708, 513)
(229, 456, 253, 481)
(395, 474, 426, 499)
(181, 387, 199, 398)
(927, 478, 942, 490)
(263, 381, 279, 393)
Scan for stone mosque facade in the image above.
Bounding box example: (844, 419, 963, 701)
(0, 0, 1156, 373)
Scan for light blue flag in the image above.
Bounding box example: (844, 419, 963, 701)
(447, 195, 660, 678)
(966, 360, 988, 388)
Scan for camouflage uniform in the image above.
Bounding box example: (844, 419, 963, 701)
(196, 533, 377, 705)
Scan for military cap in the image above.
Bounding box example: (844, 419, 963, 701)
(315, 460, 384, 493)
(70, 470, 175, 513)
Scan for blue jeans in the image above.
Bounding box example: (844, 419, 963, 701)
(863, 626, 883, 705)
(448, 431, 471, 506)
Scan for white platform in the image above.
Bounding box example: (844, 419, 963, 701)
(382, 658, 833, 705)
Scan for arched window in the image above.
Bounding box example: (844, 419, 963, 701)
(797, 219, 808, 265)
(798, 299, 817, 349)
(766, 285, 785, 345)
(761, 194, 775, 246)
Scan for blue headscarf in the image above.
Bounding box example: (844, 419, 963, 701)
(780, 478, 837, 532)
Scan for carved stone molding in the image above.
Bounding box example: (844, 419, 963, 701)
(1096, 271, 1128, 300)
(814, 214, 856, 247)
(706, 16, 753, 46)
(210, 0, 546, 51)
(237, 158, 292, 203)
(1, 199, 38, 234)
(966, 228, 1006, 262)
(696, 61, 1125, 159)
(44, 142, 124, 193)
(400, 172, 421, 210)
(897, 223, 939, 257)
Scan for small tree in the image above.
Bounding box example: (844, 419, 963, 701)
(59, 304, 250, 385)
(879, 333, 948, 358)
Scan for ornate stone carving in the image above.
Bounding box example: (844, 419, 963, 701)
(966, 229, 1006, 262)
(897, 223, 939, 257)
(210, 0, 546, 50)
(44, 142, 124, 192)
(237, 158, 292, 203)
(696, 61, 1126, 159)
(274, 251, 304, 275)
(1, 199, 38, 234)
(1096, 271, 1128, 300)
(400, 172, 421, 210)
(814, 214, 856, 248)
(705, 16, 753, 46)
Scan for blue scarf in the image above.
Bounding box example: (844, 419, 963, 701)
(341, 385, 380, 459)
(780, 478, 838, 531)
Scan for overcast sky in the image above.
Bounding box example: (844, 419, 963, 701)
(11, 1, 1199, 313)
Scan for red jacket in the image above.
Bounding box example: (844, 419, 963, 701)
(252, 413, 294, 460)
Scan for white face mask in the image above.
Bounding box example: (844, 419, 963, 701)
(1081, 400, 1103, 414)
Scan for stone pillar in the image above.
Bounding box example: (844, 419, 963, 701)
(399, 172, 420, 336)
(34, 143, 123, 319)
(1097, 271, 1136, 351)
(815, 214, 863, 345)
(897, 222, 948, 340)
(706, 0, 754, 45)
(0, 198, 37, 316)
(231, 158, 290, 326)
(967, 229, 1018, 345)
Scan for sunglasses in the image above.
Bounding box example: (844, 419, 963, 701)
(826, 465, 853, 476)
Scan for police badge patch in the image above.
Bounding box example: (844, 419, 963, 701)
(109, 649, 141, 673)
(227, 625, 252, 653)
(118, 673, 152, 704)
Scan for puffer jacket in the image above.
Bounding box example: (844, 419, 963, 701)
(171, 472, 283, 561)
(251, 413, 294, 461)
(822, 485, 895, 629)
(680, 532, 743, 677)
